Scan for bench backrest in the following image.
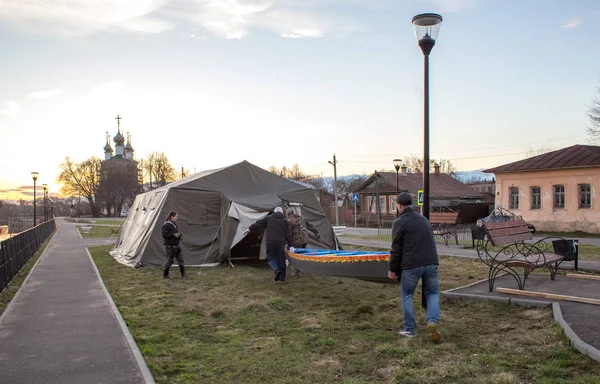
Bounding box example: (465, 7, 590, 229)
(482, 219, 532, 246)
(429, 212, 459, 225)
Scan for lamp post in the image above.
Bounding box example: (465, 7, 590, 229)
(412, 13, 442, 220)
(42, 184, 48, 222)
(31, 172, 39, 226)
(393, 158, 402, 216)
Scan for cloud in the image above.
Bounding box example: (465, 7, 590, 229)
(421, 0, 476, 13)
(561, 18, 581, 29)
(0, 0, 171, 36)
(0, 0, 366, 39)
(0, 101, 20, 117)
(28, 87, 65, 99)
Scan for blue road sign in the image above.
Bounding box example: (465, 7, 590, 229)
(417, 190, 424, 206)
(351, 193, 359, 202)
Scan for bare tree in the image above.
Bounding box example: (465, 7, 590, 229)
(57, 157, 102, 216)
(302, 175, 326, 191)
(143, 152, 177, 190)
(525, 144, 553, 157)
(588, 85, 600, 144)
(403, 156, 456, 175)
(267, 164, 307, 180)
(98, 160, 139, 216)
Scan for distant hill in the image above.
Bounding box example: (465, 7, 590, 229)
(454, 170, 494, 183)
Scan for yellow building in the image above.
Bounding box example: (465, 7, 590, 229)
(484, 145, 600, 233)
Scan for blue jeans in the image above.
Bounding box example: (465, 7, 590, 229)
(401, 265, 440, 332)
(266, 243, 286, 281)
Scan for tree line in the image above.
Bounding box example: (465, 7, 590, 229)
(57, 151, 178, 217)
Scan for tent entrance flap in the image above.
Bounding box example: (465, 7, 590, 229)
(228, 202, 273, 261)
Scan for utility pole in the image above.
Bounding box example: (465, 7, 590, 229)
(328, 154, 339, 226)
(181, 166, 185, 178)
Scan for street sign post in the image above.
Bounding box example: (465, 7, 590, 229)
(417, 190, 424, 206)
(351, 194, 359, 227)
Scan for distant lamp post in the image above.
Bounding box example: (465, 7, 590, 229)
(31, 172, 39, 226)
(393, 159, 402, 216)
(42, 184, 48, 222)
(413, 12, 442, 220)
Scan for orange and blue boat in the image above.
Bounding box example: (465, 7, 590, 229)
(286, 248, 390, 279)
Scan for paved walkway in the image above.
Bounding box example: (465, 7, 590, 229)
(0, 218, 151, 384)
(338, 236, 600, 272)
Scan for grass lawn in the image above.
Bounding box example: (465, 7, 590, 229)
(77, 225, 121, 238)
(0, 231, 55, 316)
(90, 245, 600, 384)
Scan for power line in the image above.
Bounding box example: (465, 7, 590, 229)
(337, 134, 586, 158)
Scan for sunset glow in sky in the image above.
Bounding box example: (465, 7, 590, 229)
(1, 0, 599, 200)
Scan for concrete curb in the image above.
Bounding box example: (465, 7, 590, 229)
(0, 230, 58, 326)
(85, 248, 156, 384)
(552, 302, 600, 363)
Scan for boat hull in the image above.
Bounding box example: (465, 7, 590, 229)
(286, 248, 390, 279)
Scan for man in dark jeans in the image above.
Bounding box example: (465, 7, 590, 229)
(245, 207, 292, 282)
(162, 210, 185, 279)
(388, 192, 441, 342)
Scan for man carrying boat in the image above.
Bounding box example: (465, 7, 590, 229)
(388, 192, 441, 342)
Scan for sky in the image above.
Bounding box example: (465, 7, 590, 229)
(1, 0, 599, 200)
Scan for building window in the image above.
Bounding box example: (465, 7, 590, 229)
(389, 196, 397, 213)
(530, 187, 541, 209)
(579, 184, 591, 209)
(509, 187, 519, 209)
(379, 197, 386, 213)
(554, 185, 565, 209)
(368, 197, 376, 213)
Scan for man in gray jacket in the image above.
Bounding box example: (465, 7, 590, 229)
(388, 192, 441, 342)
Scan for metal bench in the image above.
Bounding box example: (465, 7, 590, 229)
(430, 209, 459, 246)
(475, 208, 576, 292)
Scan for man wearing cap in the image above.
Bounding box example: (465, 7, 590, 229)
(245, 207, 292, 282)
(388, 192, 441, 342)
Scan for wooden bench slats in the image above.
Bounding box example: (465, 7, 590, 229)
(431, 219, 458, 224)
(429, 212, 458, 225)
(484, 220, 527, 230)
(489, 233, 533, 245)
(486, 226, 531, 237)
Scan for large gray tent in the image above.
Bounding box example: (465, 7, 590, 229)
(110, 161, 337, 267)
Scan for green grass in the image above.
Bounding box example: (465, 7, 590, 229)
(77, 225, 121, 238)
(89, 245, 600, 384)
(0, 231, 55, 316)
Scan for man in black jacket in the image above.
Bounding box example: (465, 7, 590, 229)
(162, 210, 185, 279)
(245, 207, 292, 282)
(388, 192, 441, 342)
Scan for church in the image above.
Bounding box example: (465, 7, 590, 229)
(98, 116, 140, 217)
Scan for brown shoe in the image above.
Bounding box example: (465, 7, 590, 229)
(428, 323, 441, 342)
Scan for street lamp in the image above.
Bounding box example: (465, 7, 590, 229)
(31, 172, 39, 226)
(42, 184, 48, 222)
(393, 159, 402, 216)
(412, 12, 443, 220)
